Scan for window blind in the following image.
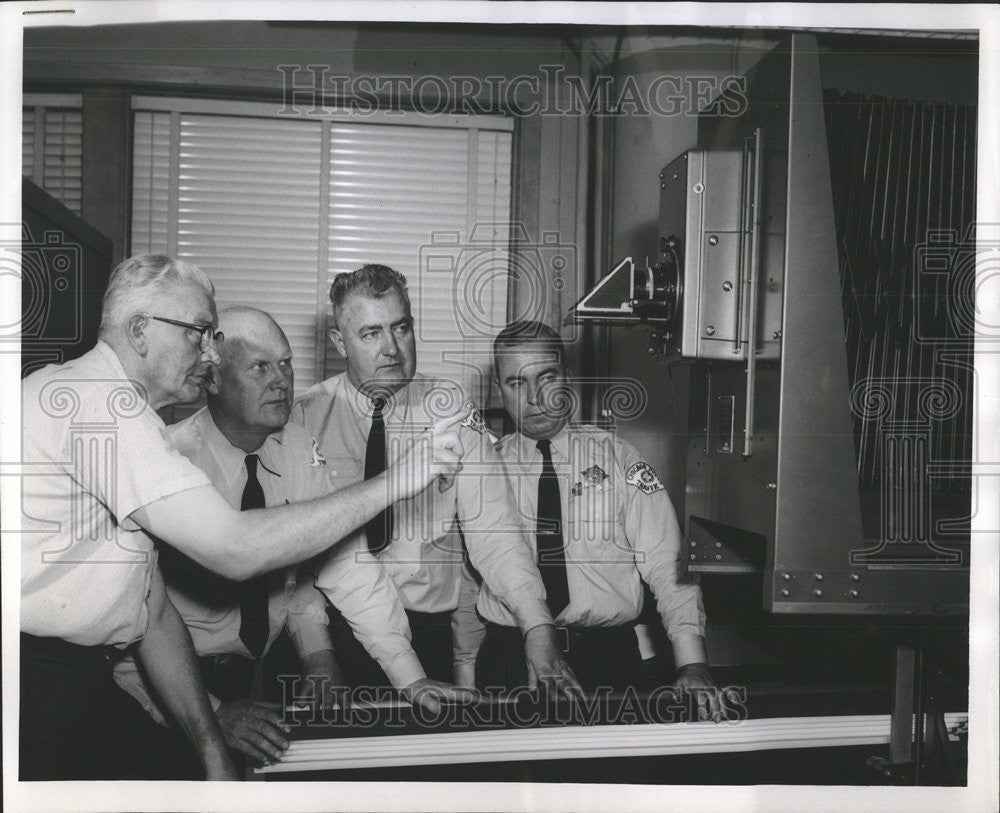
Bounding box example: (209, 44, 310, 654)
(22, 95, 83, 214)
(131, 99, 512, 400)
(132, 112, 323, 392)
(323, 123, 513, 399)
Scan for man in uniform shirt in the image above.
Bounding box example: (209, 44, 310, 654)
(20, 254, 467, 780)
(113, 307, 441, 770)
(473, 320, 721, 719)
(292, 265, 580, 695)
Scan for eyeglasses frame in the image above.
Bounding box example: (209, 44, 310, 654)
(146, 315, 224, 348)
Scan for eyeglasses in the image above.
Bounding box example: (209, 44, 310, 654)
(147, 315, 224, 348)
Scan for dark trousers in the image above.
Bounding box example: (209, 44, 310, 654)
(475, 623, 648, 695)
(20, 633, 201, 780)
(198, 653, 257, 703)
(327, 604, 454, 687)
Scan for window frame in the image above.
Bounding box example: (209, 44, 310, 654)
(129, 95, 516, 396)
(22, 92, 84, 214)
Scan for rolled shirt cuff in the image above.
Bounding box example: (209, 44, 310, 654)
(509, 597, 555, 635)
(291, 624, 335, 660)
(380, 648, 427, 690)
(453, 661, 477, 689)
(671, 633, 708, 669)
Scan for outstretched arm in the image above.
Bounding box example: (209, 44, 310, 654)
(134, 568, 239, 780)
(131, 419, 465, 580)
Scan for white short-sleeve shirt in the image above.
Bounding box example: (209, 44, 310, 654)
(20, 341, 211, 647)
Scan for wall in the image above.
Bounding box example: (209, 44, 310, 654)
(24, 23, 979, 487)
(604, 37, 777, 511)
(818, 42, 978, 104)
(603, 33, 978, 515)
(24, 20, 588, 379)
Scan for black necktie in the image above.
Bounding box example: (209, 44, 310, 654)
(365, 397, 394, 555)
(238, 454, 270, 657)
(536, 439, 570, 616)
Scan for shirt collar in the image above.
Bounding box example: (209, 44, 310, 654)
(340, 372, 415, 422)
(94, 339, 125, 374)
(94, 340, 163, 425)
(517, 425, 570, 462)
(193, 407, 287, 489)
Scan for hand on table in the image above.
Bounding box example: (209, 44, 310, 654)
(216, 698, 291, 766)
(402, 677, 479, 715)
(523, 624, 584, 699)
(675, 662, 722, 722)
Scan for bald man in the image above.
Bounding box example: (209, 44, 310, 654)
(113, 307, 468, 771)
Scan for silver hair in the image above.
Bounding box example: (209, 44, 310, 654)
(98, 254, 215, 337)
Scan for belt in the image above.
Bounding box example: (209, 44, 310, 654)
(198, 653, 257, 703)
(486, 622, 637, 655)
(20, 632, 117, 665)
(405, 608, 453, 626)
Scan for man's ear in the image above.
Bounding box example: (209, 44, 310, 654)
(492, 370, 512, 418)
(125, 313, 149, 356)
(328, 327, 347, 358)
(203, 364, 221, 397)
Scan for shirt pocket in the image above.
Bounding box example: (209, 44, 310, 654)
(325, 455, 364, 491)
(569, 482, 624, 553)
(167, 583, 237, 627)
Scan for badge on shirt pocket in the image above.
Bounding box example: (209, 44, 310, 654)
(582, 465, 608, 490)
(309, 438, 327, 467)
(572, 466, 618, 542)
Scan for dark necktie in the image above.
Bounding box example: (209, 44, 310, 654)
(364, 397, 394, 555)
(536, 439, 570, 616)
(238, 454, 270, 657)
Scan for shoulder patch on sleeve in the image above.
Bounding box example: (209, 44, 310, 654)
(625, 462, 664, 494)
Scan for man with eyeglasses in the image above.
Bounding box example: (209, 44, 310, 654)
(20, 254, 469, 780)
(147, 315, 225, 350)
